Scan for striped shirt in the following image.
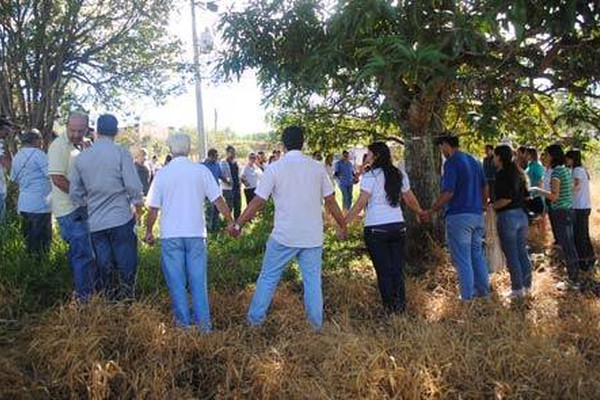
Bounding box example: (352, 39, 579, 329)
(550, 165, 572, 210)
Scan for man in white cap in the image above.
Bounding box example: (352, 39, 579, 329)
(145, 133, 234, 332)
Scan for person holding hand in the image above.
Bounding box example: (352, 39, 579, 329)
(420, 134, 490, 301)
(144, 133, 233, 332)
(227, 126, 346, 331)
(345, 142, 423, 315)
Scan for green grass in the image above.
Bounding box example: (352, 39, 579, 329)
(0, 205, 367, 318)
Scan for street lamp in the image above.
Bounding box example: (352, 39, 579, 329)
(190, 0, 217, 160)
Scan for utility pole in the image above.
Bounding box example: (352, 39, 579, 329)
(190, 0, 207, 160)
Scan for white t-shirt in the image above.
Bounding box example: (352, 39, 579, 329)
(360, 168, 411, 227)
(241, 164, 262, 189)
(147, 157, 221, 238)
(572, 166, 591, 209)
(542, 167, 552, 191)
(255, 150, 334, 248)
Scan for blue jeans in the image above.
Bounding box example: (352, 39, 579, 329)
(340, 184, 353, 210)
(91, 219, 137, 300)
(161, 237, 211, 332)
(248, 238, 323, 330)
(446, 213, 490, 300)
(57, 207, 96, 300)
(497, 209, 532, 291)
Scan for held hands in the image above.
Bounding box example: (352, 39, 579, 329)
(418, 210, 431, 224)
(143, 231, 156, 246)
(226, 222, 242, 239)
(336, 223, 348, 240)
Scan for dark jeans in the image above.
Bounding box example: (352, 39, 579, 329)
(574, 209, 596, 271)
(549, 208, 579, 282)
(497, 209, 532, 291)
(91, 219, 138, 300)
(223, 189, 241, 219)
(340, 184, 353, 210)
(244, 188, 256, 205)
(21, 212, 52, 253)
(205, 200, 220, 232)
(546, 198, 559, 242)
(57, 207, 96, 301)
(364, 222, 407, 313)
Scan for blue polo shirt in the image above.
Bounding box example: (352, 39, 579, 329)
(335, 159, 354, 187)
(202, 159, 222, 183)
(442, 151, 485, 216)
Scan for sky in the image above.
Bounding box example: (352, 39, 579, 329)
(138, 1, 270, 135)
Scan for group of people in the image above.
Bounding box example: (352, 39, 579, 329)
(0, 109, 596, 332)
(483, 141, 596, 294)
(195, 142, 367, 233)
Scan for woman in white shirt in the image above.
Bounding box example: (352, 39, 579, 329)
(345, 142, 424, 314)
(241, 152, 262, 205)
(566, 149, 596, 271)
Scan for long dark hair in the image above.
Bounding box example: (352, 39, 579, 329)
(494, 145, 528, 194)
(545, 144, 565, 168)
(565, 149, 582, 168)
(368, 142, 402, 207)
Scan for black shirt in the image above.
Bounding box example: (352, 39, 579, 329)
(494, 168, 527, 212)
(229, 160, 240, 190)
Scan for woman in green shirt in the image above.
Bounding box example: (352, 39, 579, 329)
(532, 144, 580, 288)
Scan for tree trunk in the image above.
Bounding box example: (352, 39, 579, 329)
(399, 83, 448, 274)
(403, 114, 445, 274)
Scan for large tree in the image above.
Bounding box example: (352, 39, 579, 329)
(217, 0, 600, 263)
(0, 0, 185, 143)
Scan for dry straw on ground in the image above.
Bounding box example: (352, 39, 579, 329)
(1, 178, 599, 399)
(1, 258, 599, 400)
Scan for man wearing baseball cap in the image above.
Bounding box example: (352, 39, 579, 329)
(70, 114, 144, 300)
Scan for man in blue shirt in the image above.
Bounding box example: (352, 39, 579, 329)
(203, 148, 222, 232)
(423, 134, 490, 300)
(334, 150, 355, 210)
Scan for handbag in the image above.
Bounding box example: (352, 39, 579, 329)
(484, 208, 505, 272)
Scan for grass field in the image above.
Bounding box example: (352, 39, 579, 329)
(0, 181, 599, 399)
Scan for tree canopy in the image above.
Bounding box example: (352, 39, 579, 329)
(218, 0, 600, 261)
(0, 0, 185, 141)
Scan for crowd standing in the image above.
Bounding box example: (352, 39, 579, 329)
(0, 111, 597, 332)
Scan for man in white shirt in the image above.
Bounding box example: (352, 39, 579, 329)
(228, 126, 346, 331)
(145, 133, 234, 332)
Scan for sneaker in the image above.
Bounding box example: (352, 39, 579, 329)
(556, 281, 581, 291)
(503, 289, 524, 299)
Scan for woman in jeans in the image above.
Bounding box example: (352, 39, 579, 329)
(493, 145, 532, 299)
(345, 142, 423, 314)
(566, 149, 596, 271)
(532, 144, 580, 289)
